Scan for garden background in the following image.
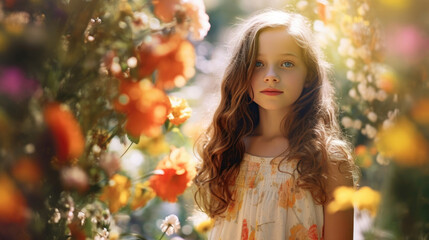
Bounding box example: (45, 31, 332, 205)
(0, 0, 428, 239)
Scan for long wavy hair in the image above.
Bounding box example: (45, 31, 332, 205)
(194, 10, 357, 218)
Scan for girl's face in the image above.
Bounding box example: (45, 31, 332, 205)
(250, 27, 307, 114)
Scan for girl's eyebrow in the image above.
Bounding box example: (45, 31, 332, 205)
(257, 53, 299, 57)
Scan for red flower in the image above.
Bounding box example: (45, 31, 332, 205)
(149, 147, 196, 202)
(114, 79, 171, 137)
(43, 103, 85, 162)
(68, 220, 86, 240)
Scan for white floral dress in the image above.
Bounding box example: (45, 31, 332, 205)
(208, 153, 324, 240)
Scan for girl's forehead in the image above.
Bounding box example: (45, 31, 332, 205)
(256, 27, 302, 57)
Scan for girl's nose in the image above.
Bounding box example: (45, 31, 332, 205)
(264, 68, 279, 83)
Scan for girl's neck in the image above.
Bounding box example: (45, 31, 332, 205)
(253, 108, 287, 139)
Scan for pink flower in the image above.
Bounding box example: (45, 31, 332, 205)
(0, 67, 38, 101)
(60, 167, 89, 193)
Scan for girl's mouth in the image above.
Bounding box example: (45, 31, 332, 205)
(260, 88, 283, 96)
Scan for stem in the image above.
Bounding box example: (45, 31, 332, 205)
(120, 142, 133, 158)
(132, 170, 162, 183)
(157, 224, 172, 240)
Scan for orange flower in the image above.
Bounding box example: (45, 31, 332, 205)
(137, 34, 195, 90)
(114, 79, 171, 137)
(317, 0, 327, 24)
(278, 177, 303, 209)
(289, 224, 309, 240)
(152, 0, 181, 22)
(130, 181, 156, 210)
(12, 157, 42, 184)
(43, 103, 85, 162)
(168, 96, 192, 125)
(0, 174, 27, 224)
(149, 147, 196, 202)
(99, 174, 131, 213)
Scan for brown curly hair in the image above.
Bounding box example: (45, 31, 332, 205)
(194, 10, 357, 218)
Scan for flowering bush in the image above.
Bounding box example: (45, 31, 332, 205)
(293, 0, 429, 238)
(0, 0, 209, 239)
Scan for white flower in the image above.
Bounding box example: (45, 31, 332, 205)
(367, 112, 377, 122)
(353, 119, 362, 130)
(78, 211, 85, 225)
(376, 153, 390, 165)
(356, 72, 366, 83)
(66, 207, 74, 224)
(366, 86, 377, 102)
(362, 124, 377, 139)
(356, 45, 371, 61)
(341, 116, 353, 128)
(349, 88, 358, 99)
(357, 3, 369, 16)
(346, 70, 355, 82)
(338, 38, 353, 57)
(376, 90, 387, 102)
(94, 228, 109, 240)
(49, 208, 61, 224)
(296, 1, 308, 10)
(346, 58, 355, 69)
(127, 57, 138, 68)
(357, 82, 367, 96)
(160, 214, 181, 236)
(367, 74, 373, 83)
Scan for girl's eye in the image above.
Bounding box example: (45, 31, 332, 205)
(255, 61, 264, 67)
(281, 61, 294, 68)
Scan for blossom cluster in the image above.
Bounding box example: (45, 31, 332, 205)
(0, 0, 208, 239)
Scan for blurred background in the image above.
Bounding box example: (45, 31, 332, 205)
(0, 0, 428, 239)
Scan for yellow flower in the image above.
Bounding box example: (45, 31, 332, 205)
(130, 181, 156, 210)
(377, 118, 429, 167)
(100, 174, 131, 213)
(195, 218, 214, 234)
(168, 96, 192, 126)
(327, 186, 355, 213)
(353, 187, 381, 217)
(136, 135, 170, 156)
(328, 186, 381, 217)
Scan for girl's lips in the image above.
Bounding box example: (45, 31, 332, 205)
(260, 89, 283, 96)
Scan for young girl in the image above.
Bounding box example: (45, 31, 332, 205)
(194, 10, 358, 240)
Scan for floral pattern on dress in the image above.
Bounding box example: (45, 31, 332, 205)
(209, 153, 324, 240)
(278, 177, 304, 209)
(289, 223, 320, 240)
